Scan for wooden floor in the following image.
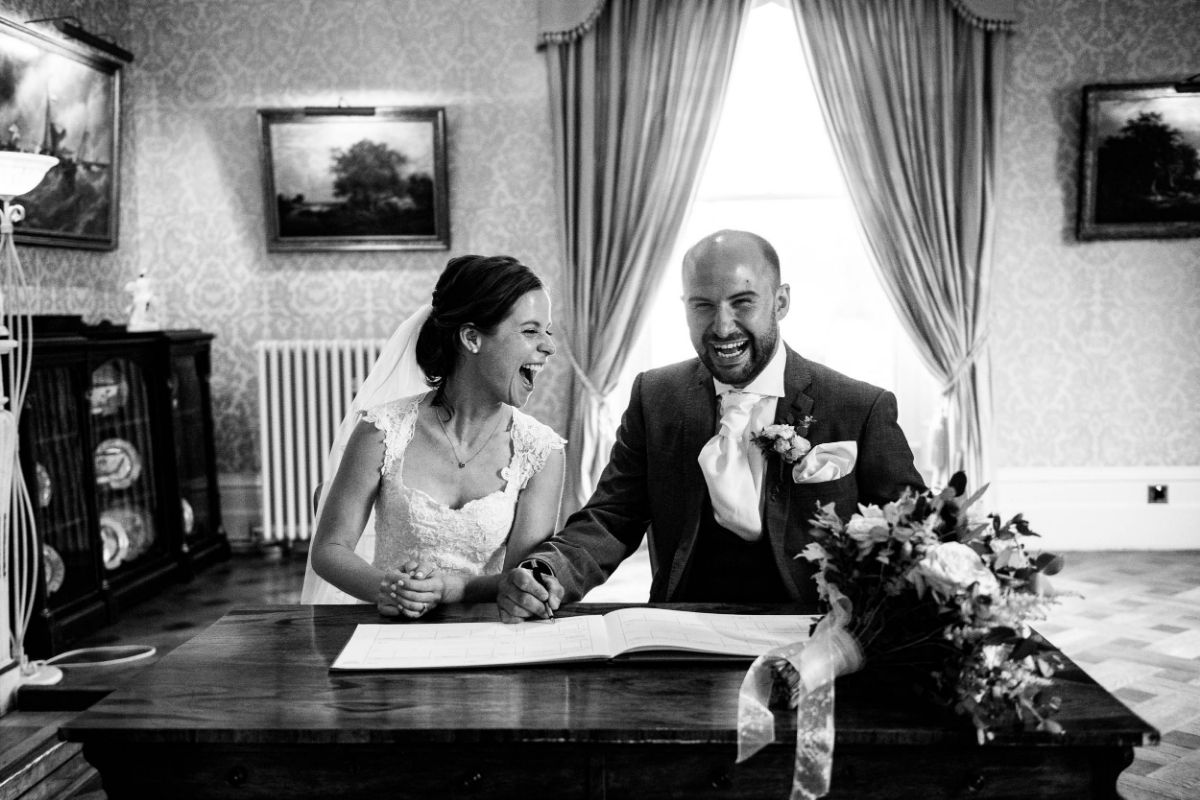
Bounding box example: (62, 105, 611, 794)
(1038, 551, 1200, 800)
(2, 548, 1197, 799)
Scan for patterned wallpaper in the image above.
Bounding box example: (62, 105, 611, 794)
(993, 0, 1200, 467)
(4, 0, 1197, 474)
(1, 0, 568, 474)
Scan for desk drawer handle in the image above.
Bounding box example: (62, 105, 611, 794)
(460, 771, 484, 791)
(710, 769, 733, 789)
(226, 765, 248, 787)
(966, 773, 986, 793)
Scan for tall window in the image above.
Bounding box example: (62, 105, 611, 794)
(614, 0, 938, 477)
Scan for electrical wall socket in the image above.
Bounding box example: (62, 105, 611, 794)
(1147, 485, 1169, 504)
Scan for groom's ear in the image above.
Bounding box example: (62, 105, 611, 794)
(774, 283, 791, 321)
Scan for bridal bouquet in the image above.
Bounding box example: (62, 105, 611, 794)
(737, 473, 1066, 800)
(804, 472, 1066, 740)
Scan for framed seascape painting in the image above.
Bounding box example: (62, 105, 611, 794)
(258, 106, 450, 252)
(0, 17, 123, 250)
(1078, 82, 1200, 240)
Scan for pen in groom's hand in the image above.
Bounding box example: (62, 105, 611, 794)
(522, 560, 556, 622)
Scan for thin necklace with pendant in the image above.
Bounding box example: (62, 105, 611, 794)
(436, 407, 507, 469)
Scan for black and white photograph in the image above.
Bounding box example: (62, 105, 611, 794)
(1, 2, 1196, 799)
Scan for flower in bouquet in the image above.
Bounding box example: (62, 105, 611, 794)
(801, 473, 1067, 744)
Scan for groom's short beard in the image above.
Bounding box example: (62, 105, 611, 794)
(702, 324, 779, 387)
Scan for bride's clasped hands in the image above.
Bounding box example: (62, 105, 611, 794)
(377, 560, 456, 618)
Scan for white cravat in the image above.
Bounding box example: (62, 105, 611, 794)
(698, 390, 765, 541)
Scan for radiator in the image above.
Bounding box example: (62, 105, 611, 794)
(256, 340, 385, 542)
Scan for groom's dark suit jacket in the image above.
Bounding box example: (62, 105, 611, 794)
(533, 345, 924, 609)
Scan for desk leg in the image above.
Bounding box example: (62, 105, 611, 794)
(1098, 746, 1136, 800)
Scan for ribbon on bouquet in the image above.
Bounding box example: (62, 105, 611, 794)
(736, 586, 863, 800)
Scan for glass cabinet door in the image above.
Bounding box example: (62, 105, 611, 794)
(25, 364, 97, 607)
(169, 352, 214, 548)
(89, 357, 159, 574)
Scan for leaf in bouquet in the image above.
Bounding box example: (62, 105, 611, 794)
(960, 521, 991, 545)
(810, 501, 844, 533)
(1040, 718, 1064, 736)
(1034, 656, 1057, 679)
(982, 626, 1019, 644)
(1010, 637, 1042, 661)
(1010, 566, 1035, 587)
(956, 482, 990, 517)
(909, 492, 931, 522)
(1027, 572, 1057, 596)
(1034, 691, 1062, 715)
(992, 519, 1017, 541)
(993, 547, 1027, 571)
(1034, 552, 1064, 576)
(948, 471, 968, 497)
(1010, 513, 1036, 536)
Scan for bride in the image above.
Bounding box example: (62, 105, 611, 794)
(301, 254, 565, 616)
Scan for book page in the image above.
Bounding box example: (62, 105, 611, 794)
(331, 616, 613, 670)
(603, 608, 814, 658)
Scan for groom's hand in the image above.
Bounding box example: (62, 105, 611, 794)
(497, 564, 562, 623)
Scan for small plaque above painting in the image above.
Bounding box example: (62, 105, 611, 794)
(1078, 81, 1200, 240)
(257, 106, 450, 252)
(0, 17, 123, 250)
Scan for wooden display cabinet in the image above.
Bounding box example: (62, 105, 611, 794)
(18, 318, 228, 657)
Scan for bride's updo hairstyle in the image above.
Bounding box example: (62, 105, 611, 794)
(416, 254, 544, 399)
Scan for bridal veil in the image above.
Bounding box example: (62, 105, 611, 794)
(299, 304, 432, 604)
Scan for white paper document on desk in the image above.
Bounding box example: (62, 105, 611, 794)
(330, 608, 816, 670)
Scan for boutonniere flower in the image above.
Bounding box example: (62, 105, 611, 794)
(750, 419, 815, 464)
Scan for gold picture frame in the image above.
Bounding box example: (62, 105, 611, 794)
(258, 106, 450, 252)
(0, 16, 123, 250)
(1078, 82, 1200, 240)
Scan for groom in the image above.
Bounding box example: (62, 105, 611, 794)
(498, 229, 924, 620)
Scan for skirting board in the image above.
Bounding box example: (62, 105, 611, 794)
(221, 468, 1200, 555)
(992, 466, 1200, 551)
(219, 473, 261, 549)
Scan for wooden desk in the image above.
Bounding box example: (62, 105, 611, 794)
(61, 604, 1157, 799)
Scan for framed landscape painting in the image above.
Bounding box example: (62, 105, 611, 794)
(0, 17, 122, 250)
(258, 106, 449, 252)
(1078, 82, 1200, 240)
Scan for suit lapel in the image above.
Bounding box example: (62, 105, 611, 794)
(665, 361, 717, 598)
(764, 346, 815, 597)
(775, 346, 815, 428)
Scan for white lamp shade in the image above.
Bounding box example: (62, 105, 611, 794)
(0, 152, 59, 198)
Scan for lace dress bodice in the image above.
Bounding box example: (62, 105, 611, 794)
(363, 394, 564, 577)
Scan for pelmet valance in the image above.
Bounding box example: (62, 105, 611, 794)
(951, 0, 1018, 30)
(536, 0, 608, 45)
(536, 0, 1017, 45)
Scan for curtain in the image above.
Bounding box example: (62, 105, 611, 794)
(543, 0, 750, 512)
(789, 0, 1012, 488)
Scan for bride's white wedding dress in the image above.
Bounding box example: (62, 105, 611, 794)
(369, 393, 564, 577)
(302, 392, 564, 604)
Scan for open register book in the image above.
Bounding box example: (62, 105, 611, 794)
(331, 608, 815, 670)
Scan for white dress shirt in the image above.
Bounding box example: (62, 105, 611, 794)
(707, 342, 788, 535)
